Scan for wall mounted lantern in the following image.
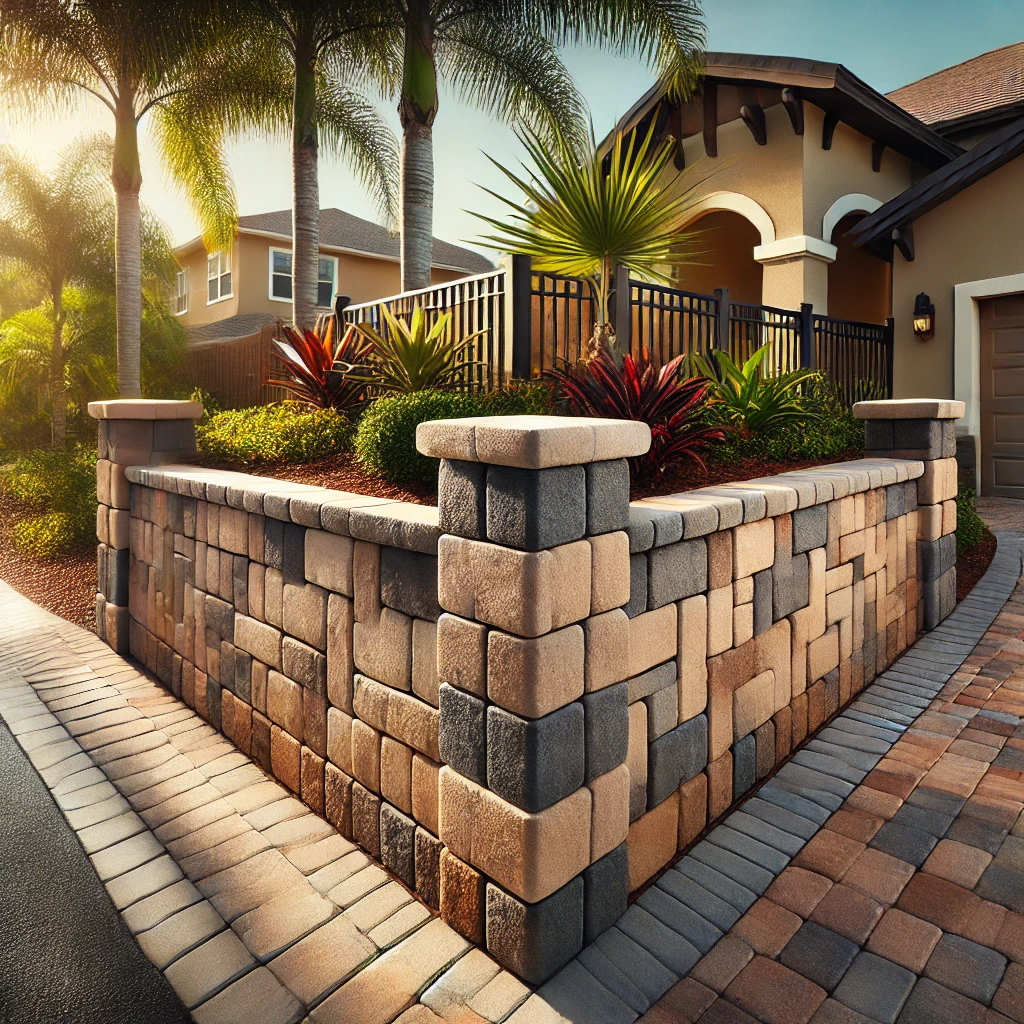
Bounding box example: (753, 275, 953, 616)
(912, 292, 935, 339)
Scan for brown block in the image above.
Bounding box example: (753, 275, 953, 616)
(381, 736, 414, 814)
(411, 753, 440, 835)
(437, 613, 488, 698)
(679, 772, 708, 848)
(707, 639, 756, 761)
(251, 710, 272, 773)
(233, 702, 252, 757)
(271, 725, 301, 793)
(707, 751, 733, 820)
(301, 747, 325, 816)
(772, 706, 792, 765)
(627, 791, 679, 891)
(488, 624, 584, 719)
(351, 719, 381, 793)
(583, 609, 629, 693)
(707, 531, 733, 590)
(807, 679, 826, 733)
(303, 690, 328, 759)
(754, 720, 775, 779)
(324, 763, 353, 839)
(791, 692, 809, 747)
(588, 762, 630, 862)
(440, 849, 486, 945)
(267, 670, 303, 740)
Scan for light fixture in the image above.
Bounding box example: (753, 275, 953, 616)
(912, 292, 935, 339)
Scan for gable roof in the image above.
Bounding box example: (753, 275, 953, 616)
(887, 42, 1024, 136)
(178, 208, 494, 275)
(612, 52, 961, 167)
(848, 116, 1024, 256)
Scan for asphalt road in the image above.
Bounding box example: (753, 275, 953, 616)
(0, 721, 191, 1024)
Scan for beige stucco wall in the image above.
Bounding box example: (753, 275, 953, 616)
(676, 210, 763, 305)
(891, 155, 1024, 401)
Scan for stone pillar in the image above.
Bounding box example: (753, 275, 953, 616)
(419, 415, 650, 984)
(855, 399, 964, 630)
(89, 399, 203, 654)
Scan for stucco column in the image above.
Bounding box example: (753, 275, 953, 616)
(755, 236, 836, 312)
(89, 399, 203, 654)
(418, 415, 650, 983)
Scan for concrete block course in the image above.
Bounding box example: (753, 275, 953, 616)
(485, 464, 586, 551)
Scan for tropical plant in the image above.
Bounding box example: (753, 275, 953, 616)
(271, 319, 373, 414)
(0, 1, 239, 397)
(476, 119, 706, 363)
(353, 0, 705, 291)
(350, 306, 485, 393)
(546, 348, 725, 480)
(691, 345, 821, 439)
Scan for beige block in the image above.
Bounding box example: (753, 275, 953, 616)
(327, 593, 354, 714)
(677, 595, 708, 723)
(839, 495, 856, 536)
(353, 541, 381, 624)
(733, 519, 775, 578)
(627, 702, 648, 821)
(707, 531, 733, 590)
(326, 707, 353, 775)
(645, 684, 678, 740)
(438, 767, 591, 903)
(304, 530, 354, 596)
(234, 614, 282, 670)
(755, 618, 791, 712)
(487, 625, 584, 719)
(353, 607, 412, 690)
(627, 791, 679, 891)
(583, 610, 630, 693)
(248, 514, 265, 563)
(825, 564, 853, 594)
(206, 503, 219, 547)
(807, 625, 840, 681)
(840, 616, 854, 661)
(853, 579, 865, 651)
(353, 675, 390, 731)
(436, 614, 488, 698)
(219, 506, 248, 556)
(437, 536, 591, 638)
(283, 583, 329, 650)
(411, 619, 440, 707)
(627, 604, 678, 678)
(839, 529, 866, 563)
(707, 586, 733, 657)
(827, 586, 853, 626)
(918, 458, 957, 504)
(351, 719, 381, 793)
(587, 763, 630, 862)
(942, 499, 957, 536)
(732, 603, 754, 647)
(380, 737, 413, 814)
(109, 508, 131, 550)
(96, 460, 111, 506)
(733, 576, 754, 605)
(386, 690, 441, 762)
(589, 531, 630, 614)
(248, 562, 265, 622)
(97, 505, 110, 545)
(411, 754, 440, 835)
(733, 670, 775, 739)
(267, 670, 303, 739)
(265, 568, 283, 628)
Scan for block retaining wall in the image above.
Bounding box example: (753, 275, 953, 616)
(91, 403, 960, 986)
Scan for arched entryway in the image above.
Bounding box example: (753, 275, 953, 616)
(827, 212, 891, 323)
(675, 209, 763, 306)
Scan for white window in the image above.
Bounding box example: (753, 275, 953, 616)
(174, 268, 188, 315)
(207, 250, 232, 304)
(268, 247, 337, 307)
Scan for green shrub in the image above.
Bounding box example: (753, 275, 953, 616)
(354, 390, 479, 484)
(956, 487, 987, 554)
(477, 380, 554, 416)
(12, 512, 76, 558)
(195, 403, 351, 466)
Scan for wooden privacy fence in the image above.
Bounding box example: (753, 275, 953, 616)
(186, 321, 289, 409)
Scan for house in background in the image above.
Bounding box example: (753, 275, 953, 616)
(172, 207, 493, 338)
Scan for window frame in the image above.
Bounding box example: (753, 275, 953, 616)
(174, 267, 188, 315)
(268, 246, 292, 303)
(317, 254, 338, 309)
(206, 249, 233, 305)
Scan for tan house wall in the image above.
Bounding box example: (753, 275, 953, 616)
(891, 156, 1024, 402)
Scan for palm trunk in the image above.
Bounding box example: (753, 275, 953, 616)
(399, 0, 437, 293)
(111, 94, 143, 398)
(50, 286, 66, 448)
(292, 22, 320, 331)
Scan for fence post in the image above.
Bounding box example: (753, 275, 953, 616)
(713, 287, 729, 352)
(612, 264, 631, 356)
(885, 317, 895, 397)
(504, 254, 533, 380)
(799, 302, 816, 370)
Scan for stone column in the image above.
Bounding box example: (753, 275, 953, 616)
(419, 415, 650, 984)
(855, 399, 965, 630)
(89, 399, 203, 654)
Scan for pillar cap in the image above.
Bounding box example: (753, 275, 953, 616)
(88, 399, 204, 421)
(853, 399, 964, 421)
(417, 415, 651, 469)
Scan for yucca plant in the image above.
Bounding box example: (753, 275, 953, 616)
(351, 305, 485, 393)
(691, 344, 821, 438)
(475, 118, 705, 363)
(271, 318, 371, 415)
(546, 348, 725, 480)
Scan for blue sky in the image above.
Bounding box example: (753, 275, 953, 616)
(3, 0, 1023, 255)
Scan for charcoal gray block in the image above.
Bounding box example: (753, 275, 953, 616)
(153, 419, 196, 453)
(753, 568, 773, 637)
(487, 878, 584, 985)
(182, 496, 197, 537)
(487, 702, 584, 812)
(893, 418, 943, 459)
(585, 459, 630, 535)
(792, 505, 827, 554)
(206, 677, 222, 730)
(582, 682, 629, 781)
(904, 479, 918, 513)
(282, 523, 306, 585)
(942, 420, 957, 459)
(780, 921, 859, 992)
(379, 546, 441, 620)
(647, 538, 707, 609)
(647, 715, 708, 809)
(851, 553, 864, 583)
(486, 464, 586, 551)
(824, 668, 840, 719)
(438, 682, 487, 785)
(832, 951, 916, 1023)
(863, 419, 893, 451)
(232, 554, 248, 615)
(583, 843, 628, 945)
(167, 492, 184, 533)
(733, 733, 756, 797)
(921, 533, 957, 582)
(628, 660, 677, 702)
(439, 458, 486, 540)
(625, 553, 648, 618)
(205, 595, 234, 640)
(414, 827, 442, 910)
(625, 509, 655, 553)
(636, 886, 722, 954)
(264, 517, 284, 570)
(380, 803, 416, 888)
(234, 650, 252, 704)
(282, 636, 327, 693)
(656, 870, 742, 931)
(884, 483, 905, 520)
(219, 642, 236, 695)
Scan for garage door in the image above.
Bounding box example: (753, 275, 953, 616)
(981, 293, 1024, 497)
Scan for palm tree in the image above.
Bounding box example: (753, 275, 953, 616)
(170, 3, 399, 330)
(352, 0, 705, 292)
(0, 0, 235, 398)
(0, 138, 112, 446)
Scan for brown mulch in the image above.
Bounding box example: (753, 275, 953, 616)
(0, 490, 96, 630)
(261, 453, 437, 505)
(957, 529, 997, 602)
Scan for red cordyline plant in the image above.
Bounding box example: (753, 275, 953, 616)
(545, 348, 726, 480)
(270, 319, 372, 416)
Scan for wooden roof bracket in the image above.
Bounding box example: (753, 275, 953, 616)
(822, 111, 840, 150)
(703, 80, 718, 158)
(872, 142, 886, 172)
(740, 103, 767, 145)
(892, 222, 914, 261)
(782, 88, 804, 135)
